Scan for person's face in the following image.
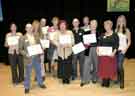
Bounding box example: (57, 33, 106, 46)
(40, 19, 46, 27)
(60, 23, 66, 32)
(52, 18, 59, 26)
(117, 17, 125, 27)
(90, 20, 97, 30)
(83, 17, 89, 25)
(72, 19, 80, 28)
(104, 22, 112, 32)
(10, 24, 17, 32)
(26, 25, 33, 33)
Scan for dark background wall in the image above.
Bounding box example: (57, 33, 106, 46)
(0, 0, 135, 63)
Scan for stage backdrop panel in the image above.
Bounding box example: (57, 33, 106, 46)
(107, 0, 130, 12)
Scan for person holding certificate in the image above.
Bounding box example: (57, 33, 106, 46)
(81, 16, 90, 32)
(80, 20, 99, 87)
(71, 18, 85, 80)
(53, 20, 74, 84)
(19, 23, 46, 94)
(4, 23, 24, 85)
(115, 15, 131, 89)
(39, 18, 49, 73)
(32, 20, 46, 81)
(97, 20, 119, 88)
(47, 17, 59, 74)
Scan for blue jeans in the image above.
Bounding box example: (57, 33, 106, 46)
(116, 51, 125, 83)
(24, 56, 43, 89)
(72, 51, 85, 79)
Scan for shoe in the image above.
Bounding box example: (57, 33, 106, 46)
(120, 84, 124, 89)
(62, 79, 66, 84)
(39, 84, 47, 89)
(65, 79, 70, 84)
(25, 89, 29, 94)
(80, 83, 86, 87)
(92, 80, 97, 84)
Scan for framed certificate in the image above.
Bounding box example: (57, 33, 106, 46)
(83, 34, 97, 44)
(98, 46, 112, 56)
(59, 35, 72, 45)
(7, 36, 20, 46)
(40, 39, 50, 49)
(27, 44, 43, 56)
(72, 42, 85, 54)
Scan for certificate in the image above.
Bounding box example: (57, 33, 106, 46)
(98, 47, 112, 56)
(41, 26, 49, 34)
(40, 39, 50, 49)
(7, 36, 20, 46)
(83, 34, 97, 44)
(84, 28, 90, 32)
(59, 35, 72, 45)
(72, 42, 85, 54)
(27, 44, 43, 56)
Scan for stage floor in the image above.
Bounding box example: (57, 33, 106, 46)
(0, 59, 135, 96)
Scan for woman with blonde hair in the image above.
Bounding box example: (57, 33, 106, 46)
(115, 15, 131, 89)
(47, 16, 59, 74)
(32, 20, 46, 80)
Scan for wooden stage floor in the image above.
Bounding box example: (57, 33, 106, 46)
(0, 59, 135, 96)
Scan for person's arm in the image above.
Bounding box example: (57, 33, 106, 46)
(96, 35, 102, 55)
(111, 33, 119, 57)
(19, 36, 27, 57)
(122, 29, 131, 54)
(4, 33, 9, 48)
(52, 32, 59, 47)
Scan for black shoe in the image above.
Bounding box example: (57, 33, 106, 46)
(120, 82, 124, 89)
(80, 83, 86, 87)
(65, 79, 70, 84)
(62, 79, 66, 84)
(39, 84, 46, 89)
(92, 80, 97, 84)
(25, 89, 29, 94)
(104, 79, 110, 88)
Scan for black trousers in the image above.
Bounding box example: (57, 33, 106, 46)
(57, 56, 72, 81)
(8, 54, 24, 84)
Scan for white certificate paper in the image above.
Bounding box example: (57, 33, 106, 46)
(59, 35, 72, 45)
(98, 47, 112, 56)
(83, 34, 97, 44)
(27, 44, 43, 56)
(84, 28, 90, 32)
(7, 36, 20, 46)
(41, 26, 49, 34)
(72, 42, 85, 54)
(40, 39, 50, 49)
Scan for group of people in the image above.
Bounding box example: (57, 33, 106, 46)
(4, 15, 131, 94)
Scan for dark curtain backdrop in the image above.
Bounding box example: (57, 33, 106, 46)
(0, 0, 135, 63)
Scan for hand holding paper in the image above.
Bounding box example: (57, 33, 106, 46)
(72, 42, 85, 54)
(83, 34, 97, 45)
(59, 35, 72, 45)
(98, 46, 112, 56)
(7, 36, 20, 46)
(27, 44, 43, 56)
